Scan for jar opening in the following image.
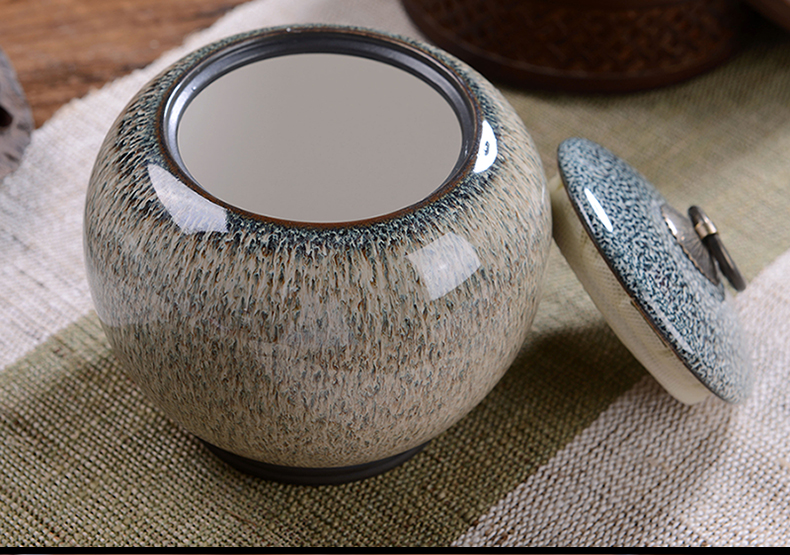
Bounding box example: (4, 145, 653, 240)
(163, 27, 478, 225)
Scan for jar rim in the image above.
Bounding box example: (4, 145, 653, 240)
(159, 25, 481, 228)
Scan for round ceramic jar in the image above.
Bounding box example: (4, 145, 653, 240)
(83, 25, 552, 483)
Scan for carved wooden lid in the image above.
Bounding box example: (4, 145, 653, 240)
(402, 0, 747, 92)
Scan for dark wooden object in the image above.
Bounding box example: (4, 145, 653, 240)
(403, 0, 748, 92)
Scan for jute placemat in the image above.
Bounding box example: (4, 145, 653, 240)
(1, 0, 789, 546)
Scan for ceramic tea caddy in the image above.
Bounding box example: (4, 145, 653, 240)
(84, 25, 554, 483)
(84, 25, 751, 485)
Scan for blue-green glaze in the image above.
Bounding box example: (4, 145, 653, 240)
(83, 26, 552, 468)
(557, 138, 752, 403)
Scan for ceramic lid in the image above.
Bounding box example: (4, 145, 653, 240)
(550, 138, 752, 404)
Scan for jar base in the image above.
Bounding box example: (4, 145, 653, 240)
(202, 441, 428, 485)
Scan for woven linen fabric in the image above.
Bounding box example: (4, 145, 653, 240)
(2, 0, 790, 547)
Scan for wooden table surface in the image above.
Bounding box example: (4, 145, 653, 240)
(1, 0, 250, 128)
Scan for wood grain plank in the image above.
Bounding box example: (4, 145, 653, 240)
(0, 0, 250, 127)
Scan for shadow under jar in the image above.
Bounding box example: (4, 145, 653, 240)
(83, 25, 552, 484)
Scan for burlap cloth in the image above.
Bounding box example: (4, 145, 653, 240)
(2, 0, 789, 547)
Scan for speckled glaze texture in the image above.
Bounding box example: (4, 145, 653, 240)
(557, 138, 751, 403)
(83, 26, 551, 468)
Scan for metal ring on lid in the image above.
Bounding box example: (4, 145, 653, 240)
(688, 205, 747, 292)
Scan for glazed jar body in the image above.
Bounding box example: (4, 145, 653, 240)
(83, 26, 551, 469)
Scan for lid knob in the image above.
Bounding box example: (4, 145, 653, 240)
(662, 204, 747, 292)
(688, 206, 747, 292)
